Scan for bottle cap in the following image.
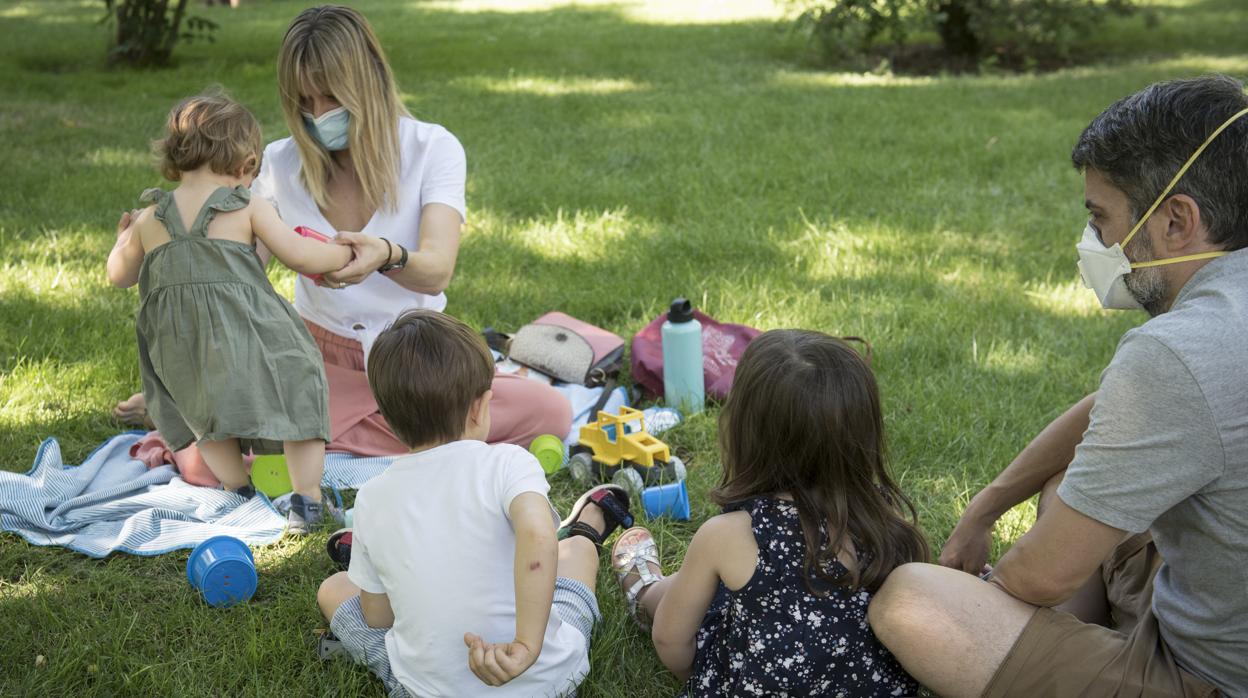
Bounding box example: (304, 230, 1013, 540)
(668, 298, 694, 323)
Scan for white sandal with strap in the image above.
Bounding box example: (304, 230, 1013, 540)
(612, 527, 663, 631)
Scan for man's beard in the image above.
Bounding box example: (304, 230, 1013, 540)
(1123, 231, 1169, 317)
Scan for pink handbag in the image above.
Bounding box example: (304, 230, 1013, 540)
(630, 310, 760, 401)
(508, 312, 625, 386)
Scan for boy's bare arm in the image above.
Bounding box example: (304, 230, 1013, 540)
(510, 492, 557, 654)
(464, 492, 557, 686)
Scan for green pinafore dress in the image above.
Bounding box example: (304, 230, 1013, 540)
(135, 185, 330, 455)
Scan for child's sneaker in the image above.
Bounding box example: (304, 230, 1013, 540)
(287, 493, 326, 535)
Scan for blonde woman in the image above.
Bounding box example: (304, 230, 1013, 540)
(116, 5, 571, 460)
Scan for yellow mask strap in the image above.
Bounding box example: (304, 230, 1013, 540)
(1121, 105, 1248, 250)
(1131, 251, 1226, 268)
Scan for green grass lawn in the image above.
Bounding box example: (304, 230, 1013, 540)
(2, 0, 1245, 694)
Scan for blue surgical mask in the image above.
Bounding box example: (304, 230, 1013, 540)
(302, 106, 350, 151)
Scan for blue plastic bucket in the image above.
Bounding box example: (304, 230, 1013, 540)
(186, 535, 257, 607)
(640, 480, 691, 521)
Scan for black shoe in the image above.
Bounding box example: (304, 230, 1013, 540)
(287, 493, 325, 535)
(326, 529, 353, 570)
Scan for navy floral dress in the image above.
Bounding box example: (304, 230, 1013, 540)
(682, 497, 918, 697)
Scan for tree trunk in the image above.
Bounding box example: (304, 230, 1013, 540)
(935, 0, 980, 59)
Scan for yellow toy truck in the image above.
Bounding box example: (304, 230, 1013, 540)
(568, 406, 686, 494)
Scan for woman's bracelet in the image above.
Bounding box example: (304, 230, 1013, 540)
(376, 237, 408, 274)
(380, 237, 394, 268)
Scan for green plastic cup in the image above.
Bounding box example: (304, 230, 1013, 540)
(529, 434, 566, 475)
(250, 454, 292, 498)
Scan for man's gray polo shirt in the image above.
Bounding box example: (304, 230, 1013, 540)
(1060, 248, 1248, 693)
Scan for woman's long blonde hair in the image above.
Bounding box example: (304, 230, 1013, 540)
(277, 5, 409, 214)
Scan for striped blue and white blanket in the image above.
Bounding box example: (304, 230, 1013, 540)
(0, 432, 393, 559)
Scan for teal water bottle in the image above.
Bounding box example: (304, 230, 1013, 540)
(661, 298, 705, 414)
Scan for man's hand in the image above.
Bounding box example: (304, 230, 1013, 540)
(938, 510, 994, 574)
(463, 633, 538, 686)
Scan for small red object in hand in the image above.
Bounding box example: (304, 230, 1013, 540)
(295, 226, 332, 283)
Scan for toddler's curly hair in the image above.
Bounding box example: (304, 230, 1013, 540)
(154, 88, 263, 182)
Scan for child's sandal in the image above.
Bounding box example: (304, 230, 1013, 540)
(558, 484, 634, 547)
(612, 527, 663, 631)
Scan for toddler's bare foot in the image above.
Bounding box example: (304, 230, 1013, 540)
(113, 392, 154, 429)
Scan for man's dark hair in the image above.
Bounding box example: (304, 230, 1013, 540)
(1072, 74, 1248, 251)
(367, 309, 494, 449)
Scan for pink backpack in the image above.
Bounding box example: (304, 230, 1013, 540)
(630, 310, 760, 402)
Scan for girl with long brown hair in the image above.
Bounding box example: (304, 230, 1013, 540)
(610, 329, 929, 696)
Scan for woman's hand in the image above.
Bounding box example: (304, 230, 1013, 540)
(319, 231, 390, 288)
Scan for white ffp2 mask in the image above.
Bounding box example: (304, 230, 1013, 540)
(1076, 224, 1144, 310)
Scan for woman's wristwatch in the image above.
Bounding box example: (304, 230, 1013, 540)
(377, 237, 408, 275)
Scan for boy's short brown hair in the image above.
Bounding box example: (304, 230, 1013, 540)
(154, 88, 263, 182)
(367, 309, 495, 448)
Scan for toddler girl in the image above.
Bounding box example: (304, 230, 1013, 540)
(612, 329, 929, 696)
(106, 90, 354, 534)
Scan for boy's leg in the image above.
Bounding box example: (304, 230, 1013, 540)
(557, 502, 604, 590)
(558, 536, 599, 591)
(318, 570, 360, 622)
(320, 573, 411, 696)
(197, 438, 249, 490)
(553, 501, 607, 652)
(284, 439, 325, 502)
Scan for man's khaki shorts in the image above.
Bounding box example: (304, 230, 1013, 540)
(983, 533, 1221, 697)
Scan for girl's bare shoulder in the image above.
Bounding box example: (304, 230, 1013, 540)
(695, 511, 758, 590)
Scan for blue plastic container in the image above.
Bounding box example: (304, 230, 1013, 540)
(186, 536, 257, 608)
(661, 298, 705, 415)
(640, 480, 691, 521)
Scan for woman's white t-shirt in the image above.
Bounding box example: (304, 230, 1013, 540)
(251, 117, 466, 352)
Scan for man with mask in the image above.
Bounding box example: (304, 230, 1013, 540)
(866, 75, 1247, 696)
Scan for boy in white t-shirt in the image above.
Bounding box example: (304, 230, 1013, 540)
(316, 309, 634, 698)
